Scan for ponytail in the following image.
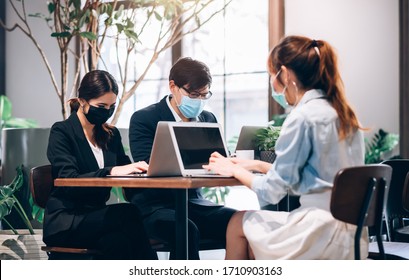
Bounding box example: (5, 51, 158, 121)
(316, 40, 362, 139)
(68, 98, 80, 113)
(269, 36, 363, 140)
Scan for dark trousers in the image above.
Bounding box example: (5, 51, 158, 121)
(45, 203, 157, 260)
(144, 203, 236, 260)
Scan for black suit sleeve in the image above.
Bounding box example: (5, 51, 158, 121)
(47, 123, 112, 179)
(199, 111, 217, 123)
(47, 122, 132, 200)
(129, 110, 157, 162)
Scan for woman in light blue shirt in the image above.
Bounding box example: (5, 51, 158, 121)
(204, 35, 366, 259)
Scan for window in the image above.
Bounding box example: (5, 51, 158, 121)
(99, 4, 173, 128)
(101, 0, 270, 150)
(182, 0, 269, 147)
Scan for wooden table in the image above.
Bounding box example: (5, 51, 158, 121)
(54, 176, 241, 260)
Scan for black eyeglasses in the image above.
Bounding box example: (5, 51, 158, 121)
(181, 86, 213, 100)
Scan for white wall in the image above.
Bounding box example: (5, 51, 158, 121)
(6, 1, 71, 127)
(285, 0, 399, 138)
(5, 0, 400, 135)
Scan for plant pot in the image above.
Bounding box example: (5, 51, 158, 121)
(260, 150, 276, 163)
(0, 229, 47, 260)
(1, 128, 50, 230)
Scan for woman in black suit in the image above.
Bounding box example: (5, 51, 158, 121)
(44, 70, 157, 260)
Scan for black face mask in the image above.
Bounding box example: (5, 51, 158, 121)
(85, 104, 115, 125)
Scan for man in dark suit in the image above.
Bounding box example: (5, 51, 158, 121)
(126, 57, 237, 260)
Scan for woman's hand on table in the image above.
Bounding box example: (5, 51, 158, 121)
(203, 152, 272, 189)
(110, 161, 149, 176)
(203, 152, 246, 177)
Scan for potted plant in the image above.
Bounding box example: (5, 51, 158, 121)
(0, 95, 38, 164)
(0, 166, 46, 260)
(1, 95, 44, 231)
(255, 125, 281, 163)
(0, 165, 34, 234)
(0, 95, 37, 130)
(365, 129, 400, 164)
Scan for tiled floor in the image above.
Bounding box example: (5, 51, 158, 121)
(157, 249, 226, 260)
(199, 249, 226, 260)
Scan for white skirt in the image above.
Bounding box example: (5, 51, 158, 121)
(242, 190, 369, 259)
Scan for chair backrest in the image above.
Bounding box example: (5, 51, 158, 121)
(380, 159, 409, 240)
(403, 172, 409, 212)
(330, 164, 392, 259)
(29, 165, 53, 209)
(29, 164, 103, 259)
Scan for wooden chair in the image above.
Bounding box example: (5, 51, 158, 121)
(30, 164, 102, 259)
(331, 164, 408, 260)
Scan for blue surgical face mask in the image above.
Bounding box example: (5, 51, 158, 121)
(177, 95, 206, 118)
(271, 70, 289, 109)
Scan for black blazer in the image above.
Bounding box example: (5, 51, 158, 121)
(126, 95, 219, 217)
(44, 113, 131, 237)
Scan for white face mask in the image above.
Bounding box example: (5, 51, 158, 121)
(270, 69, 289, 109)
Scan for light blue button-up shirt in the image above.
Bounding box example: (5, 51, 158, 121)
(252, 89, 365, 206)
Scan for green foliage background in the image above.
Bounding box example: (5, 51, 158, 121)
(365, 129, 399, 164)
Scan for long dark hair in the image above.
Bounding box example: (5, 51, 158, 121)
(268, 35, 362, 139)
(69, 70, 118, 149)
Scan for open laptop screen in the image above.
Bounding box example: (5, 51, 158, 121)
(235, 125, 265, 151)
(173, 126, 227, 169)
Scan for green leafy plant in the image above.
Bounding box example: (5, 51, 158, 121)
(29, 195, 44, 225)
(270, 113, 287, 127)
(365, 129, 399, 164)
(1, 95, 41, 227)
(227, 135, 239, 155)
(202, 187, 230, 205)
(0, 95, 37, 129)
(0, 165, 35, 235)
(255, 126, 281, 151)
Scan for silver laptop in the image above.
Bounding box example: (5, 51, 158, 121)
(112, 121, 231, 177)
(235, 125, 265, 151)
